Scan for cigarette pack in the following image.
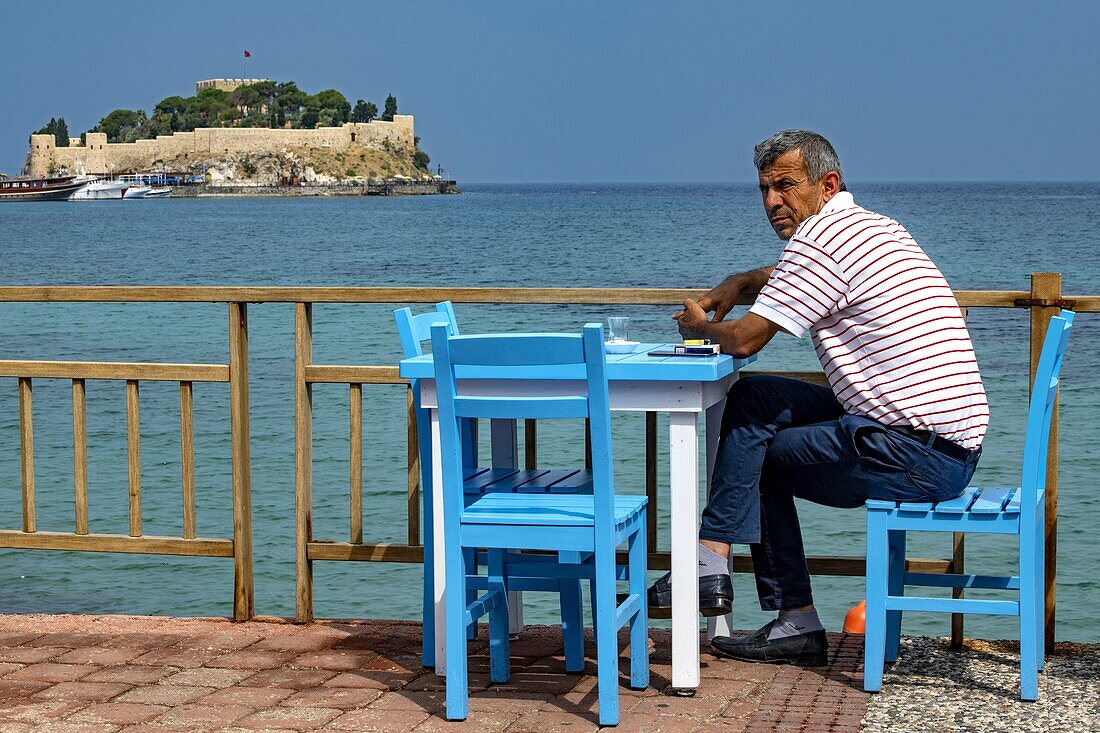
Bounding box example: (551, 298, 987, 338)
(675, 343, 721, 356)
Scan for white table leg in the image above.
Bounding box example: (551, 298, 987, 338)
(430, 408, 447, 676)
(669, 411, 700, 693)
(489, 419, 525, 636)
(704, 397, 734, 640)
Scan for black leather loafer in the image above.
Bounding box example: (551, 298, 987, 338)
(646, 572, 733, 619)
(710, 621, 828, 666)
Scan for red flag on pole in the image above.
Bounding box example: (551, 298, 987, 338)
(244, 50, 251, 58)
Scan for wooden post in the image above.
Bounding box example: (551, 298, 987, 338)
(646, 412, 658, 550)
(72, 379, 88, 535)
(295, 303, 314, 622)
(1028, 273, 1061, 653)
(407, 387, 420, 546)
(229, 302, 254, 621)
(350, 383, 363, 545)
(180, 382, 196, 539)
(19, 378, 35, 533)
(951, 306, 968, 650)
(524, 419, 538, 469)
(950, 534, 965, 650)
(126, 380, 142, 537)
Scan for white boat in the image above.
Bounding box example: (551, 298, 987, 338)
(70, 177, 128, 200)
(118, 174, 172, 198)
(122, 185, 172, 199)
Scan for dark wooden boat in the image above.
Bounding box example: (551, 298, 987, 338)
(0, 175, 85, 201)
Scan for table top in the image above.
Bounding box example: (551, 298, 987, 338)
(400, 343, 755, 383)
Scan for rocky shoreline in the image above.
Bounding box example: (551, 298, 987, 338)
(169, 179, 459, 197)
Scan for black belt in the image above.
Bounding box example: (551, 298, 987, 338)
(887, 425, 979, 463)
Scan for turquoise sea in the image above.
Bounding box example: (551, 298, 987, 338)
(0, 183, 1096, 643)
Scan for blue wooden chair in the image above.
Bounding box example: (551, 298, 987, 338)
(395, 303, 591, 670)
(433, 322, 648, 726)
(864, 310, 1074, 701)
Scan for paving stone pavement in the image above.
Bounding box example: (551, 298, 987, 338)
(0, 614, 872, 732)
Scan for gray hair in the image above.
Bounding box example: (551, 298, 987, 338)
(754, 129, 846, 191)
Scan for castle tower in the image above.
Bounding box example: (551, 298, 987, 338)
(27, 134, 55, 176)
(82, 132, 110, 174)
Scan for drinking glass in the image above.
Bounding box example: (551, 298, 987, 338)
(607, 316, 631, 343)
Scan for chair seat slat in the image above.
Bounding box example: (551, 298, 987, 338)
(463, 468, 520, 494)
(970, 486, 1014, 514)
(487, 469, 553, 492)
(932, 486, 981, 514)
(513, 468, 594, 493)
(462, 492, 647, 527)
(1005, 487, 1023, 514)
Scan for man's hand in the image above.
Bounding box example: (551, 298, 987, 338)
(673, 267, 775, 323)
(697, 274, 746, 322)
(675, 298, 710, 340)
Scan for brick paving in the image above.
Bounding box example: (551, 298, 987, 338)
(0, 614, 870, 731)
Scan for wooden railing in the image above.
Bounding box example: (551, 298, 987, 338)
(1, 277, 1095, 652)
(0, 301, 255, 621)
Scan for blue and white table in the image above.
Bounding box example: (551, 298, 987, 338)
(400, 343, 754, 693)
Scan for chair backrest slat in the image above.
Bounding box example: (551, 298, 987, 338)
(454, 395, 590, 421)
(445, 334, 586, 367)
(1019, 310, 1074, 523)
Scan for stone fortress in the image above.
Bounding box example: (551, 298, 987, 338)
(26, 79, 416, 178)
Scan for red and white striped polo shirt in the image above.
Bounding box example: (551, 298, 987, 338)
(749, 192, 988, 449)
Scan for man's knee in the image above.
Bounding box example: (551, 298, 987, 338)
(726, 374, 785, 424)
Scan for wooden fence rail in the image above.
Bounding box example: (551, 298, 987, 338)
(0, 276, 1093, 652)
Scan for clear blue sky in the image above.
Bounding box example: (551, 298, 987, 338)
(2, 2, 1097, 182)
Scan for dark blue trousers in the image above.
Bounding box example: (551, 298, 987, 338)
(699, 375, 980, 611)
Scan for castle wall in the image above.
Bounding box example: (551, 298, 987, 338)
(195, 78, 269, 94)
(26, 116, 415, 176)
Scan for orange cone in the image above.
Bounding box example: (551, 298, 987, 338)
(843, 599, 866, 634)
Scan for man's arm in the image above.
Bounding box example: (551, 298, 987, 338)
(675, 300, 780, 359)
(675, 265, 776, 322)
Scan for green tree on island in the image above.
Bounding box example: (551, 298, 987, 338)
(55, 118, 69, 146)
(275, 82, 308, 114)
(382, 94, 398, 121)
(351, 99, 377, 123)
(94, 109, 147, 143)
(57, 81, 422, 148)
(34, 117, 70, 147)
(312, 89, 351, 124)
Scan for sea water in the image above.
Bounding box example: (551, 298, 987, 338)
(0, 182, 1096, 642)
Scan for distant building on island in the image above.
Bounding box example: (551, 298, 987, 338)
(28, 117, 414, 177)
(195, 78, 270, 94)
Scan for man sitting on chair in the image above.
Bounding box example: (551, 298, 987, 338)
(646, 129, 988, 665)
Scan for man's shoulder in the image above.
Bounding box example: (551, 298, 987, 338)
(796, 202, 908, 250)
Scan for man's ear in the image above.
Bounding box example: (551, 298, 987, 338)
(821, 170, 841, 202)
